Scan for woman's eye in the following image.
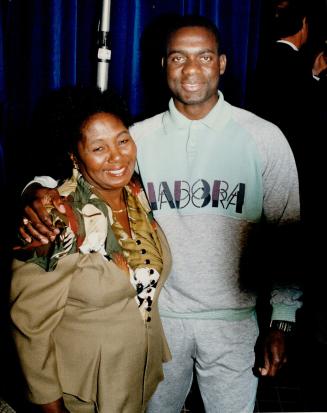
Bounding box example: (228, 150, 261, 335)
(119, 138, 129, 145)
(93, 147, 103, 152)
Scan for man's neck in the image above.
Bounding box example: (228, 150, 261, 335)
(280, 31, 303, 50)
(173, 95, 219, 120)
(277, 39, 299, 51)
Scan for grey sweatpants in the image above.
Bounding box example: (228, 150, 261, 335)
(146, 316, 259, 413)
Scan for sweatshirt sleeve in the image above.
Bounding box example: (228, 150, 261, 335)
(261, 123, 300, 224)
(10, 255, 77, 404)
(259, 122, 302, 321)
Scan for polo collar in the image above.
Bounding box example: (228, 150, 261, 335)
(163, 90, 232, 134)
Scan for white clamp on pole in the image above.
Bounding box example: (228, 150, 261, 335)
(97, 0, 111, 92)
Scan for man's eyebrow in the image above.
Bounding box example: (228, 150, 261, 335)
(167, 48, 216, 56)
(167, 49, 184, 56)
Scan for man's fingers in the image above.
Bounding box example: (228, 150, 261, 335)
(18, 223, 32, 243)
(22, 218, 49, 244)
(47, 188, 66, 214)
(19, 185, 63, 243)
(27, 199, 53, 227)
(258, 367, 268, 376)
(23, 206, 58, 243)
(261, 353, 286, 377)
(53, 197, 66, 214)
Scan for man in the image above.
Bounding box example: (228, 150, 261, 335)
(251, 0, 311, 200)
(298, 41, 327, 412)
(20, 16, 301, 413)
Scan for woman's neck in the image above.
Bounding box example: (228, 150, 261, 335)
(92, 187, 126, 211)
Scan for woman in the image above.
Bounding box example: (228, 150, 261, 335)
(10, 86, 171, 413)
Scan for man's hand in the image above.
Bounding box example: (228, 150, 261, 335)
(38, 397, 70, 413)
(19, 183, 66, 244)
(257, 329, 287, 377)
(312, 51, 327, 77)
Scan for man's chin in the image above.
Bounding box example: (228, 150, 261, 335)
(178, 94, 206, 106)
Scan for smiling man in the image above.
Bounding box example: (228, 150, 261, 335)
(164, 25, 226, 119)
(20, 15, 302, 413)
(130, 16, 301, 413)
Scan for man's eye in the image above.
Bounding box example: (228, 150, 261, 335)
(171, 55, 184, 63)
(201, 55, 212, 62)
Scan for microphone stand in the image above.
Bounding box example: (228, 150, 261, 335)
(97, 0, 111, 92)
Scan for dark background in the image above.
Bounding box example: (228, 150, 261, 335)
(0, 1, 326, 411)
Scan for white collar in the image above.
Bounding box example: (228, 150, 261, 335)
(276, 40, 299, 51)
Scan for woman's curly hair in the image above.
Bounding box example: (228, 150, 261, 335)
(29, 85, 133, 182)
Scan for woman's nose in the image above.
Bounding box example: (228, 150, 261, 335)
(106, 145, 121, 162)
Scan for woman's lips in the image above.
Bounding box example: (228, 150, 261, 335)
(104, 167, 126, 176)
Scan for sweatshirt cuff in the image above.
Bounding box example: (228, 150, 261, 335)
(271, 303, 299, 322)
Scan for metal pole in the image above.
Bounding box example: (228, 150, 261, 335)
(97, 0, 111, 91)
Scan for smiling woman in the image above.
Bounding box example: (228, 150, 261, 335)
(73, 112, 137, 236)
(10, 86, 172, 413)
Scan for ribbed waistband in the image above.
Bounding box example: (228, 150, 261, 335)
(160, 306, 255, 321)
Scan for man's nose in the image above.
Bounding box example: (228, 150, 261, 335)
(182, 58, 200, 75)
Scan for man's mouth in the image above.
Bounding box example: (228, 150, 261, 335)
(182, 82, 203, 92)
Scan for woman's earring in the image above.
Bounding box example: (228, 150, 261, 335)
(70, 153, 80, 171)
(72, 158, 79, 170)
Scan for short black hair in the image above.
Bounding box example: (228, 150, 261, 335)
(164, 15, 222, 55)
(272, 0, 307, 38)
(29, 85, 132, 181)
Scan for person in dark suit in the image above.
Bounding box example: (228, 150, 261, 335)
(298, 40, 327, 412)
(252, 4, 327, 411)
(251, 0, 315, 222)
(252, 0, 312, 169)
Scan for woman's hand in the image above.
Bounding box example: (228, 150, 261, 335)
(38, 397, 70, 413)
(19, 183, 66, 244)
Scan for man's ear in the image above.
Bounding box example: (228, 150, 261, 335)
(302, 16, 307, 28)
(219, 54, 227, 75)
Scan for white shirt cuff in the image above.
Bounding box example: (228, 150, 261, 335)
(22, 176, 58, 194)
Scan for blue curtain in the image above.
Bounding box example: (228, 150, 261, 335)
(0, 2, 6, 188)
(109, 0, 262, 115)
(0, 0, 262, 187)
